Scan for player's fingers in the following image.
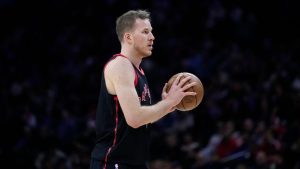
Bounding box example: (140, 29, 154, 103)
(173, 73, 184, 86)
(184, 91, 197, 96)
(178, 76, 192, 87)
(181, 82, 197, 91)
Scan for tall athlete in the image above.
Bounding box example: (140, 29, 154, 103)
(90, 9, 197, 169)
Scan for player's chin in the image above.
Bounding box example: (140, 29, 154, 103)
(143, 50, 152, 57)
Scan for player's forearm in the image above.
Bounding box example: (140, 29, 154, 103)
(128, 99, 173, 128)
(142, 99, 174, 122)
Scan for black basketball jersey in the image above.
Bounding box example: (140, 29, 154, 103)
(91, 54, 152, 166)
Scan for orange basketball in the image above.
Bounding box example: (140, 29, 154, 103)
(166, 72, 204, 111)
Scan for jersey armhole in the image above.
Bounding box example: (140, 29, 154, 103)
(104, 54, 139, 88)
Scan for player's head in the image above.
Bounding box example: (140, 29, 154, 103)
(116, 10, 151, 42)
(116, 10, 155, 57)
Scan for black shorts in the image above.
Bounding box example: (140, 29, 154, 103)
(89, 158, 148, 169)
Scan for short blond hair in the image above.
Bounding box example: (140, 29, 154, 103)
(116, 10, 151, 42)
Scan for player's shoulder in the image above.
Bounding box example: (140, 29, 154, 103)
(105, 55, 134, 74)
(108, 55, 131, 66)
(104, 55, 136, 85)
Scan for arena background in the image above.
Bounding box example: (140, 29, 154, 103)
(1, 0, 300, 168)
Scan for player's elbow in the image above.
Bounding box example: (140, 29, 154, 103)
(124, 113, 144, 129)
(126, 117, 142, 128)
(128, 122, 141, 129)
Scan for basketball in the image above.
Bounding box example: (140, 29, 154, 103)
(166, 72, 204, 111)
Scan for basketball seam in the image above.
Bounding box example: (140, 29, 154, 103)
(184, 85, 196, 111)
(180, 98, 186, 110)
(191, 86, 197, 106)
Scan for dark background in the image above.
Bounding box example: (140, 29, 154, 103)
(1, 0, 300, 168)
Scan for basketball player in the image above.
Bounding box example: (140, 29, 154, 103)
(90, 9, 197, 169)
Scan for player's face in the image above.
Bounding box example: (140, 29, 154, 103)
(132, 19, 155, 57)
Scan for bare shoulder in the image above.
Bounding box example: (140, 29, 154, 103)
(104, 57, 135, 94)
(105, 56, 134, 77)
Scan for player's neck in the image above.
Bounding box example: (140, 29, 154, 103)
(120, 49, 142, 68)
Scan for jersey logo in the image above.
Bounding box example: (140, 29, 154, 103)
(139, 84, 151, 104)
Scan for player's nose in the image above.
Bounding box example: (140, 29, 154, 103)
(149, 32, 155, 41)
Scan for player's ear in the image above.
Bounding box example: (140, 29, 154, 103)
(124, 32, 133, 44)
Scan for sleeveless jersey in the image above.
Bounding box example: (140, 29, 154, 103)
(91, 54, 152, 166)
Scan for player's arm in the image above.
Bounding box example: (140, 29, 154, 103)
(106, 57, 196, 128)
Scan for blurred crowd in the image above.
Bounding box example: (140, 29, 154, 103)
(1, 0, 300, 169)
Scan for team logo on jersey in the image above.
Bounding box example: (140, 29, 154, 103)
(139, 84, 151, 103)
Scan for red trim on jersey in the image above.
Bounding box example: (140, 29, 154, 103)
(134, 70, 139, 86)
(113, 53, 128, 58)
(140, 68, 145, 75)
(103, 54, 139, 87)
(114, 53, 145, 76)
(103, 54, 127, 70)
(103, 96, 119, 169)
(113, 96, 119, 145)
